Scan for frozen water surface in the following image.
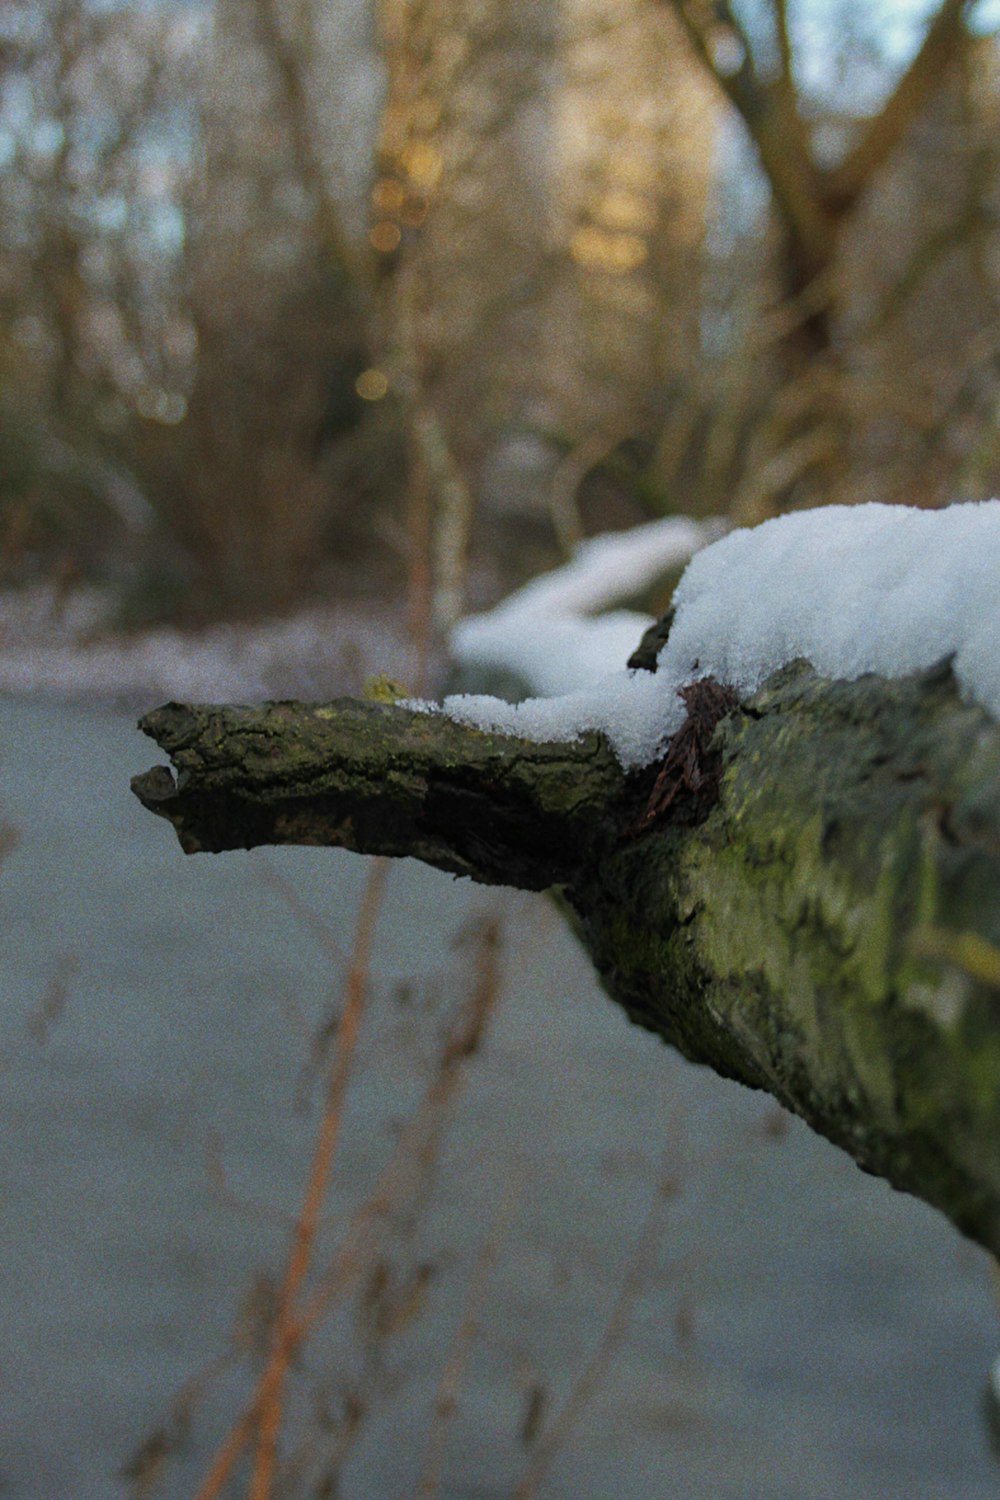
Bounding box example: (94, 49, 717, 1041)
(1, 694, 998, 1500)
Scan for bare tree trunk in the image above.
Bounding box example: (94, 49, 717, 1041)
(664, 0, 973, 360)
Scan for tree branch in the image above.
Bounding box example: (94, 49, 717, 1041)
(666, 0, 831, 276)
(134, 660, 1000, 1254)
(132, 698, 626, 889)
(824, 0, 971, 210)
(665, 0, 974, 313)
(773, 0, 794, 87)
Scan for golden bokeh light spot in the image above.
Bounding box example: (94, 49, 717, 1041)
(355, 368, 389, 401)
(610, 155, 657, 190)
(369, 221, 402, 253)
(372, 177, 406, 213)
(596, 106, 629, 140)
(401, 140, 443, 191)
(570, 226, 648, 274)
(595, 191, 656, 233)
(380, 103, 409, 153)
(436, 33, 469, 72)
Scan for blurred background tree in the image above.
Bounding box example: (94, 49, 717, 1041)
(0, 0, 997, 622)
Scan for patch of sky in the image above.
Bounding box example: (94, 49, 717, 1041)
(734, 0, 786, 74)
(705, 119, 771, 251)
(971, 0, 1000, 32)
(702, 0, 999, 284)
(91, 194, 130, 234)
(794, 0, 931, 75)
(82, 0, 202, 14)
(144, 201, 185, 255)
(791, 0, 998, 113)
(718, 1, 999, 120)
(29, 119, 64, 158)
(0, 8, 43, 47)
(1, 75, 37, 135)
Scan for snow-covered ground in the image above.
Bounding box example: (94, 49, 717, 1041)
(448, 514, 718, 697)
(6, 503, 999, 749)
(0, 584, 425, 704)
(0, 514, 715, 706)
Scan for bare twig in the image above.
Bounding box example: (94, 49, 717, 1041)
(255, 855, 349, 969)
(666, 0, 826, 267)
(548, 433, 622, 556)
(26, 952, 78, 1045)
(205, 1133, 300, 1231)
(825, 0, 970, 209)
(281, 920, 507, 1496)
(773, 0, 794, 87)
(189, 907, 505, 1500)
(252, 0, 371, 288)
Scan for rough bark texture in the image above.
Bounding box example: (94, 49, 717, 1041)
(133, 659, 1000, 1254)
(132, 698, 626, 888)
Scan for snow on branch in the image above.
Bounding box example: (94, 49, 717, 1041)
(422, 501, 1000, 768)
(447, 514, 722, 697)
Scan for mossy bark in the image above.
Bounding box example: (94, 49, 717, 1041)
(134, 659, 1000, 1253)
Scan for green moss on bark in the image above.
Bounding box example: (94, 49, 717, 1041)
(567, 661, 1000, 1250)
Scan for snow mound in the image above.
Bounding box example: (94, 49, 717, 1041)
(415, 502, 1000, 768)
(450, 514, 719, 696)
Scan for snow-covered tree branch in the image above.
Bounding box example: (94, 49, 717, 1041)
(133, 505, 1000, 1255)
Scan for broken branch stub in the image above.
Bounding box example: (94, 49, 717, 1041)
(131, 698, 627, 888)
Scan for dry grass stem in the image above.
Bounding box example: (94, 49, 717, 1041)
(295, 915, 504, 1346)
(190, 858, 389, 1500)
(248, 856, 390, 1500)
(548, 432, 621, 555)
(189, 901, 504, 1500)
(26, 951, 79, 1045)
(256, 856, 349, 969)
(205, 1133, 298, 1230)
(0, 817, 21, 863)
